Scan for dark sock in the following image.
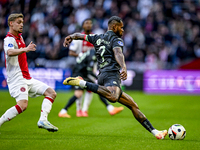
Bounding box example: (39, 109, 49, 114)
(64, 95, 78, 110)
(141, 119, 155, 133)
(85, 82, 99, 93)
(99, 96, 109, 106)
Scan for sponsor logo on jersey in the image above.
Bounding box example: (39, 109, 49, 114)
(113, 81, 117, 85)
(8, 43, 14, 47)
(96, 39, 110, 46)
(118, 41, 123, 46)
(20, 87, 26, 92)
(96, 39, 101, 45)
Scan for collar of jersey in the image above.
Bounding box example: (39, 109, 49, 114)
(107, 30, 115, 34)
(8, 32, 21, 40)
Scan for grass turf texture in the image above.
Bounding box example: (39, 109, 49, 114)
(0, 90, 200, 150)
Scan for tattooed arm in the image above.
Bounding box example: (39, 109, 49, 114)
(63, 33, 85, 47)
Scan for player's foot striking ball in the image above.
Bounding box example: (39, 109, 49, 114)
(63, 16, 167, 139)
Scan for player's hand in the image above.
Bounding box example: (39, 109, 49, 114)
(120, 67, 127, 81)
(26, 41, 36, 52)
(63, 36, 72, 47)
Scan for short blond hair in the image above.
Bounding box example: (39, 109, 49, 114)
(8, 13, 24, 27)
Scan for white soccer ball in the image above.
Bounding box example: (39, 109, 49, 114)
(168, 124, 186, 140)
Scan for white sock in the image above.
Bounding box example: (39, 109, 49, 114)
(151, 129, 159, 136)
(76, 96, 83, 111)
(0, 105, 23, 126)
(107, 105, 114, 112)
(60, 109, 67, 114)
(79, 80, 86, 88)
(39, 96, 54, 121)
(82, 92, 93, 112)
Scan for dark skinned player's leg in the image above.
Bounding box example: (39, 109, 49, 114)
(88, 85, 156, 133)
(63, 78, 167, 139)
(93, 85, 142, 119)
(118, 92, 147, 123)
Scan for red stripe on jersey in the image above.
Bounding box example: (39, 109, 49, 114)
(81, 32, 93, 47)
(6, 32, 31, 79)
(18, 53, 31, 79)
(84, 35, 87, 41)
(45, 96, 54, 103)
(15, 104, 23, 114)
(81, 32, 94, 52)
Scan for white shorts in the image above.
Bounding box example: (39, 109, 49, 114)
(8, 78, 49, 102)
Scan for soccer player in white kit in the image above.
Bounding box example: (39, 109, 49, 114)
(0, 13, 58, 132)
(66, 18, 96, 117)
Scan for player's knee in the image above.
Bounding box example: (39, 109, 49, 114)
(75, 93, 82, 98)
(107, 94, 118, 103)
(45, 88, 57, 99)
(49, 90, 57, 100)
(17, 100, 28, 111)
(22, 104, 28, 111)
(74, 90, 83, 98)
(105, 87, 121, 103)
(51, 90, 57, 99)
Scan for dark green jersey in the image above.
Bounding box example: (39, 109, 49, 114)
(85, 30, 124, 73)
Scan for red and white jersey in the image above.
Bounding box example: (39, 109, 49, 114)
(69, 32, 94, 54)
(4, 32, 31, 84)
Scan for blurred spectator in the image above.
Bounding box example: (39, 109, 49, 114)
(75, 5, 91, 25)
(137, 0, 153, 19)
(1, 0, 200, 71)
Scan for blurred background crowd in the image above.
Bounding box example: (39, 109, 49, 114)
(0, 0, 200, 71)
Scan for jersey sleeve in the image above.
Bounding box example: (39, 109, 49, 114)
(4, 37, 16, 55)
(112, 38, 124, 51)
(84, 34, 98, 45)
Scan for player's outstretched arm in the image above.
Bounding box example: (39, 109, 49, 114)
(63, 33, 85, 47)
(7, 41, 36, 56)
(113, 47, 127, 81)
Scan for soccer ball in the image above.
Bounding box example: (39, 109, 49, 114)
(168, 124, 186, 140)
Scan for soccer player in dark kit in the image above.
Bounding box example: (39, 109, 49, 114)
(62, 16, 167, 139)
(58, 49, 123, 118)
(59, 18, 123, 118)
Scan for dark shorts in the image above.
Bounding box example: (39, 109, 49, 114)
(97, 71, 121, 88)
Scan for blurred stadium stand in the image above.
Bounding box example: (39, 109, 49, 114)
(0, 0, 200, 71)
(1, 0, 200, 93)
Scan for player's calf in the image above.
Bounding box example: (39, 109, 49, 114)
(0, 104, 23, 127)
(44, 88, 57, 100)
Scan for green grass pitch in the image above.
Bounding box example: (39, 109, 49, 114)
(0, 90, 200, 150)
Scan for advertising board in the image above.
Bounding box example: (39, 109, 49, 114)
(144, 70, 200, 94)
